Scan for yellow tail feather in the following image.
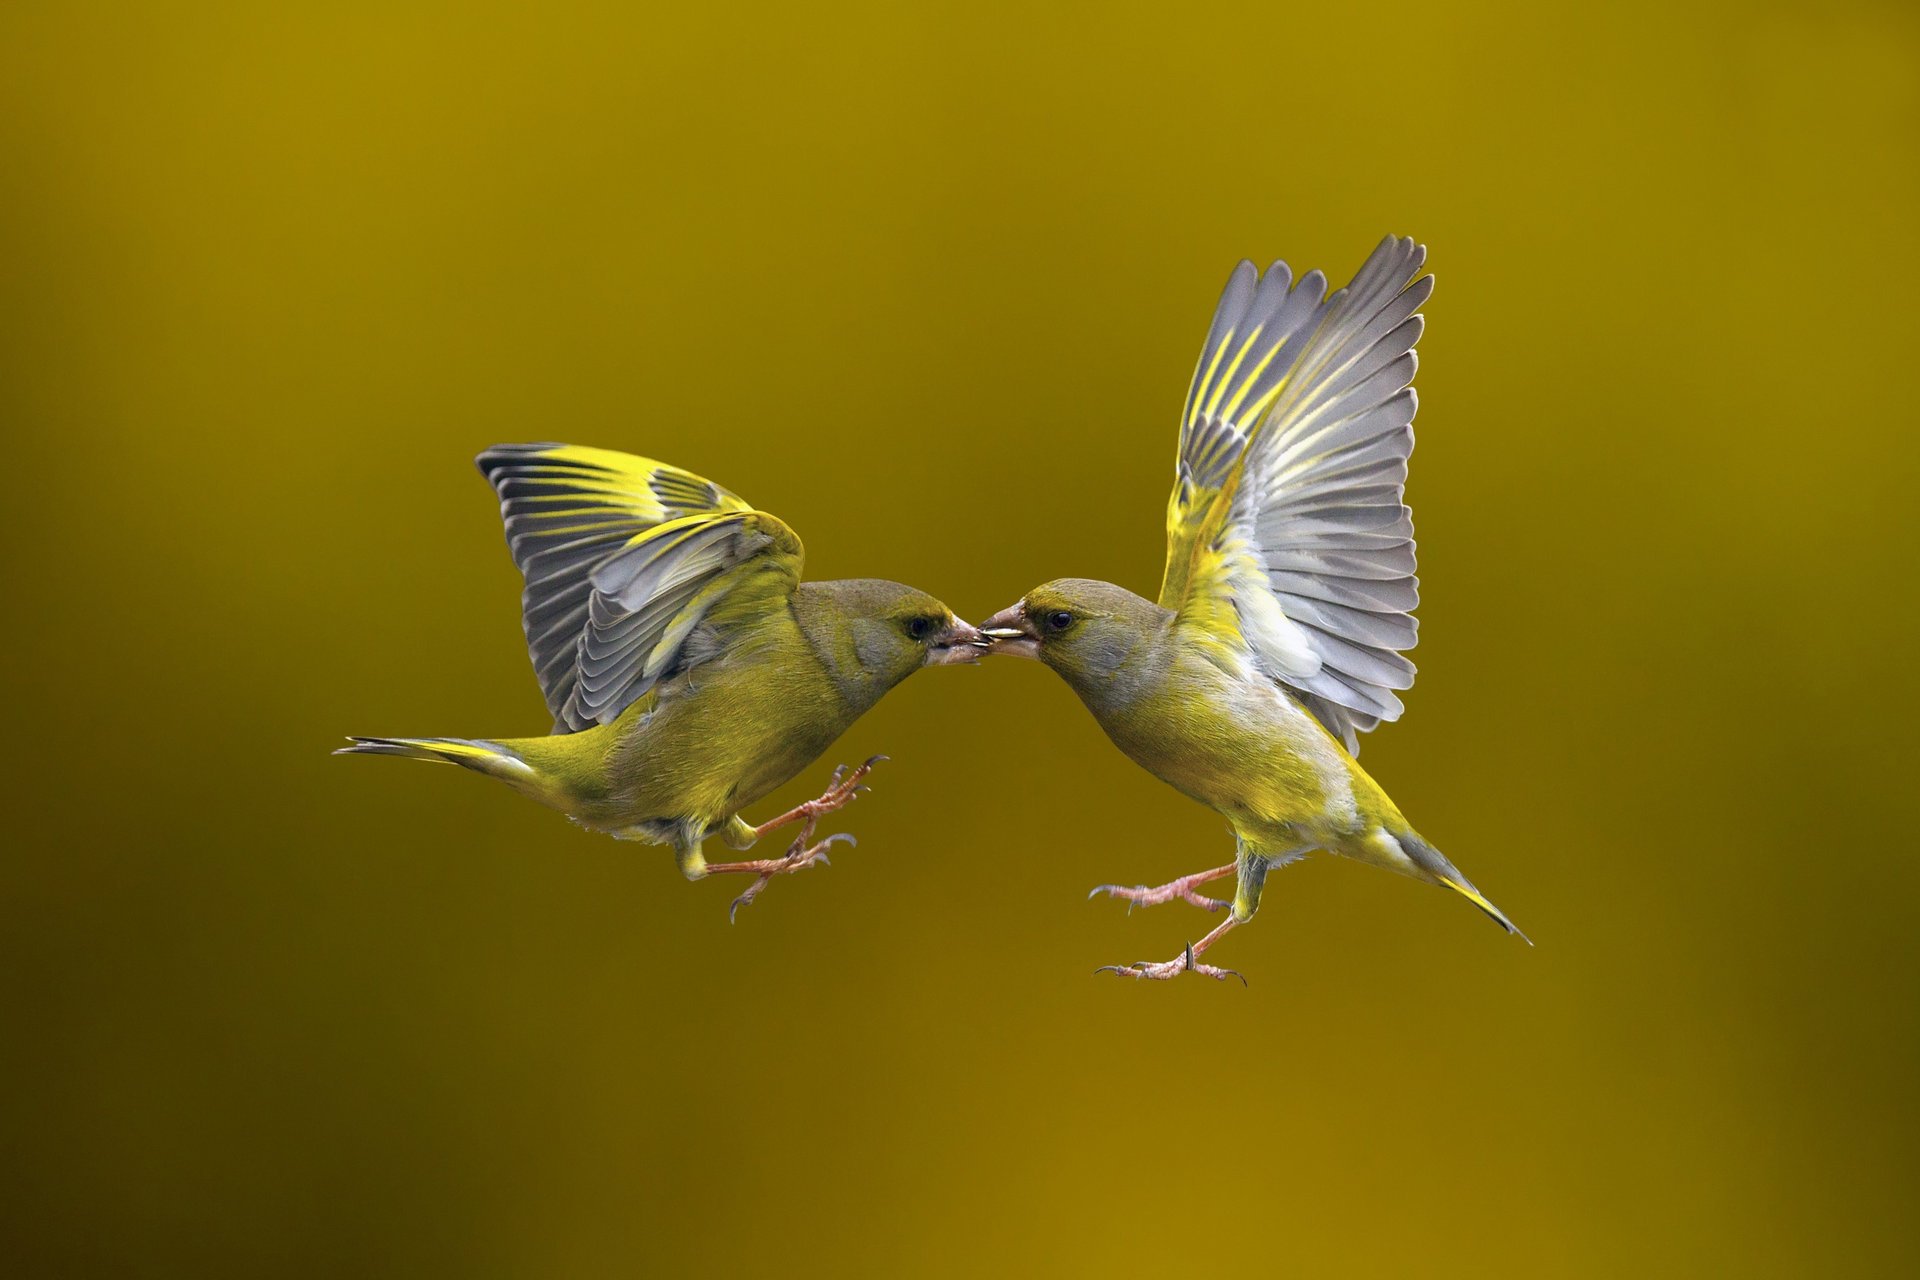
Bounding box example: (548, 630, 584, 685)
(1395, 829, 1530, 944)
(1445, 879, 1532, 945)
(334, 736, 539, 783)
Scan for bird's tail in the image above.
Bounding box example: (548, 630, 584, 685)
(335, 735, 544, 788)
(1397, 830, 1531, 944)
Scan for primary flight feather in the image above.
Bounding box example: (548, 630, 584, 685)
(983, 237, 1524, 981)
(340, 444, 986, 918)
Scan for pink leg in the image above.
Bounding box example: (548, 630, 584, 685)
(1089, 863, 1235, 913)
(1096, 914, 1246, 985)
(710, 756, 886, 922)
(747, 756, 885, 841)
(704, 831, 856, 923)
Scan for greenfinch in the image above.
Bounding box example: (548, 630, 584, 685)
(983, 237, 1524, 981)
(340, 444, 985, 918)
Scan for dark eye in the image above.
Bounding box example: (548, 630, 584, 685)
(1046, 610, 1074, 632)
(906, 616, 933, 641)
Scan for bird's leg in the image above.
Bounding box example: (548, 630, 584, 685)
(1089, 863, 1235, 913)
(1095, 847, 1277, 984)
(1096, 913, 1245, 984)
(699, 756, 887, 921)
(743, 755, 886, 843)
(705, 836, 856, 924)
(701, 806, 857, 923)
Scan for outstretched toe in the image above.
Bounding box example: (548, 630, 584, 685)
(1091, 915, 1247, 984)
(717, 831, 858, 922)
(1087, 867, 1233, 914)
(1093, 954, 1246, 985)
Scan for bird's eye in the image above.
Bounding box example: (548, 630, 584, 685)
(1046, 610, 1074, 632)
(906, 616, 933, 641)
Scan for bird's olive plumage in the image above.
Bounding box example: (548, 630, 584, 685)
(1006, 578, 1441, 878)
(488, 579, 962, 847)
(340, 445, 980, 884)
(986, 238, 1522, 977)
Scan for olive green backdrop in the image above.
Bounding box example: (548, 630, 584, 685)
(3, 2, 1916, 1275)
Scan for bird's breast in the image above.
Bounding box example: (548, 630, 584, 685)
(1099, 659, 1358, 837)
(602, 628, 853, 826)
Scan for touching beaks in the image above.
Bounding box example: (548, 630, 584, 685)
(980, 603, 1041, 660)
(926, 617, 990, 666)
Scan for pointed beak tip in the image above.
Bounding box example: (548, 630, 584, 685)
(928, 619, 990, 666)
(975, 605, 1041, 659)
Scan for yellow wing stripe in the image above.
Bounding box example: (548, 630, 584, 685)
(1198, 322, 1304, 433)
(1221, 344, 1290, 425)
(1236, 378, 1291, 433)
(1202, 325, 1263, 421)
(619, 509, 752, 553)
(516, 518, 658, 541)
(1189, 330, 1238, 428)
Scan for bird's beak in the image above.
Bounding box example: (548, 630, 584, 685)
(925, 617, 991, 666)
(979, 602, 1041, 660)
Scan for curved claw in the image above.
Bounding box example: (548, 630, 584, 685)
(728, 894, 751, 925)
(1088, 883, 1148, 915)
(1197, 965, 1249, 986)
(822, 832, 857, 850)
(865, 754, 890, 768)
(1183, 943, 1246, 984)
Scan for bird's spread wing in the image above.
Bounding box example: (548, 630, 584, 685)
(1158, 237, 1432, 752)
(477, 444, 804, 732)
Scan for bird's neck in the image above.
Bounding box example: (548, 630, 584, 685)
(789, 584, 904, 719)
(1053, 620, 1169, 721)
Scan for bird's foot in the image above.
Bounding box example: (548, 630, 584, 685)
(718, 757, 887, 920)
(1093, 916, 1245, 984)
(1095, 948, 1246, 985)
(747, 755, 887, 841)
(706, 832, 857, 923)
(1088, 863, 1235, 914)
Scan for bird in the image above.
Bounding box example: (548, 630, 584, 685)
(338, 443, 986, 918)
(981, 236, 1525, 981)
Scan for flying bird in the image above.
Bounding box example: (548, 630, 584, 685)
(982, 237, 1524, 980)
(340, 444, 985, 918)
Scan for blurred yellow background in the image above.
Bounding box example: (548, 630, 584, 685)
(3, 2, 1916, 1274)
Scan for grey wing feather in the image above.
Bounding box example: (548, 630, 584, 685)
(1188, 237, 1433, 751)
(475, 444, 794, 732)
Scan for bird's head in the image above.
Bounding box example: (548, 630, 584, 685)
(816, 579, 988, 688)
(980, 579, 1167, 687)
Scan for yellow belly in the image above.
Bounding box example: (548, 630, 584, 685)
(1094, 651, 1406, 856)
(511, 626, 854, 839)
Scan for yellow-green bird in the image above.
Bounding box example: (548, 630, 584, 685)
(982, 237, 1525, 981)
(339, 444, 985, 918)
